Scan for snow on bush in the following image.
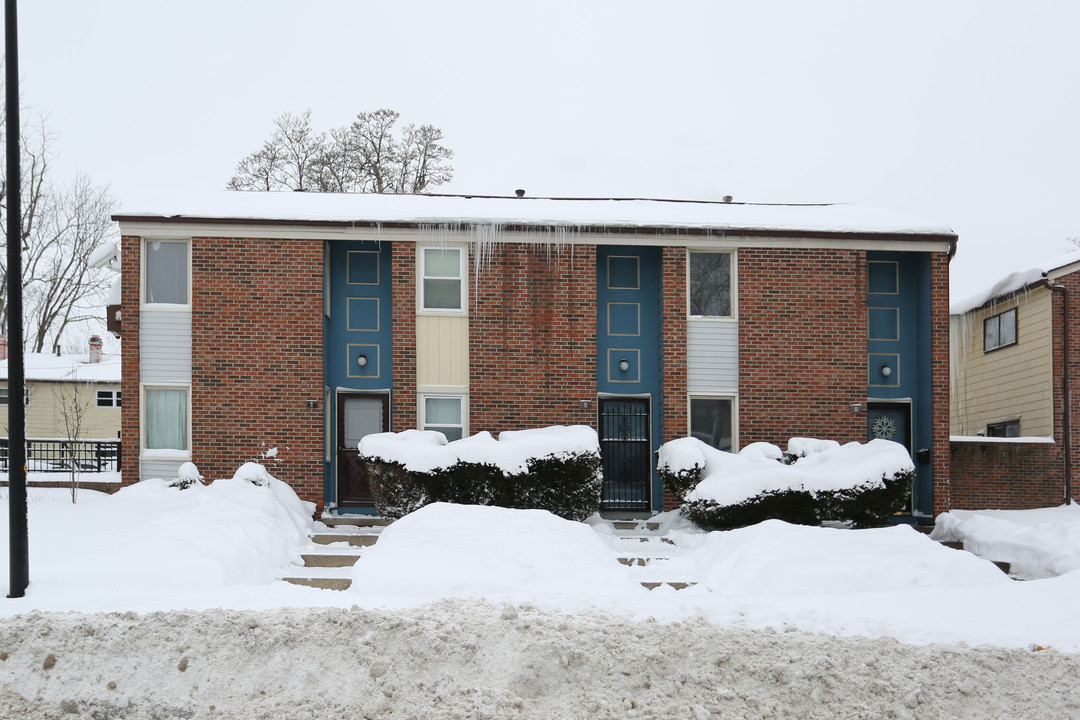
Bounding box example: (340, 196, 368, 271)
(170, 461, 204, 490)
(360, 426, 602, 520)
(659, 437, 915, 529)
(932, 504, 1080, 580)
(350, 502, 644, 601)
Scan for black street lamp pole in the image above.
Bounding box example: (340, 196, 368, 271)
(6, 0, 28, 599)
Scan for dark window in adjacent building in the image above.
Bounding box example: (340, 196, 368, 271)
(986, 420, 1021, 438)
(983, 308, 1017, 352)
(97, 390, 122, 408)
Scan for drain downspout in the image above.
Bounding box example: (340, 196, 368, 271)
(1043, 276, 1072, 504)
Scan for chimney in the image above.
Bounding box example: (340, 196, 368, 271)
(89, 335, 103, 364)
(0, 335, 6, 361)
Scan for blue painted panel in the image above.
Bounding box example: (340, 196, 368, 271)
(347, 298, 380, 332)
(608, 302, 640, 336)
(597, 246, 663, 511)
(868, 260, 898, 294)
(347, 250, 380, 284)
(868, 307, 898, 341)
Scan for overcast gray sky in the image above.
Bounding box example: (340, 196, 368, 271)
(15, 0, 1080, 301)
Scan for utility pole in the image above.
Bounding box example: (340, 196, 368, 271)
(6, 0, 28, 599)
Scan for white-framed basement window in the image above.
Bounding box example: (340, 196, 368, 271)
(142, 385, 190, 452)
(420, 246, 465, 312)
(689, 396, 736, 452)
(422, 394, 466, 442)
(143, 239, 191, 306)
(688, 251, 735, 318)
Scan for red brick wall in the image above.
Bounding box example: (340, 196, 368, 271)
(468, 242, 597, 433)
(1053, 270, 1080, 502)
(189, 237, 324, 508)
(929, 252, 952, 516)
(661, 247, 688, 511)
(737, 248, 867, 445)
(950, 441, 1063, 509)
(119, 235, 142, 488)
(390, 242, 417, 431)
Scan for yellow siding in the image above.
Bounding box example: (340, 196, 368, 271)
(416, 315, 470, 388)
(950, 289, 1053, 436)
(1, 381, 122, 439)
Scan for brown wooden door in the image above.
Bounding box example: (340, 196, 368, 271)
(337, 393, 389, 507)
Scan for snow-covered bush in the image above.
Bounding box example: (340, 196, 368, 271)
(659, 437, 915, 530)
(169, 462, 204, 490)
(361, 426, 602, 521)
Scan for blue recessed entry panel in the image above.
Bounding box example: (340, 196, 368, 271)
(326, 241, 392, 513)
(597, 247, 662, 512)
(867, 251, 933, 520)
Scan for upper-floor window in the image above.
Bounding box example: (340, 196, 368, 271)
(144, 240, 189, 305)
(986, 419, 1020, 438)
(984, 308, 1017, 352)
(97, 390, 122, 408)
(421, 247, 464, 311)
(689, 252, 732, 317)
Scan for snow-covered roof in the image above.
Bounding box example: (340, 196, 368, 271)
(950, 250, 1080, 315)
(0, 352, 121, 383)
(115, 191, 956, 239)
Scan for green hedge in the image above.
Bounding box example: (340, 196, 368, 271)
(366, 451, 602, 521)
(663, 464, 914, 530)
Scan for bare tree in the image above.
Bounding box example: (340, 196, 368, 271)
(0, 89, 118, 353)
(229, 109, 454, 194)
(56, 381, 89, 503)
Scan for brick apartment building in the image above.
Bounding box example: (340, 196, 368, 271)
(113, 192, 955, 519)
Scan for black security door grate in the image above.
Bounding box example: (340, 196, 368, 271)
(599, 399, 651, 511)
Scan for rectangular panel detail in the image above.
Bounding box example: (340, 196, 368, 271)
(868, 261, 899, 294)
(347, 344, 380, 379)
(347, 250, 380, 284)
(416, 314, 470, 388)
(347, 297, 380, 332)
(140, 310, 192, 383)
(687, 319, 738, 394)
(607, 302, 640, 336)
(607, 348, 640, 384)
(607, 255, 640, 289)
(868, 307, 899, 341)
(869, 353, 901, 387)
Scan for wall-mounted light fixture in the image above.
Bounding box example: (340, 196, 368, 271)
(619, 358, 629, 372)
(850, 403, 863, 414)
(358, 354, 368, 368)
(880, 365, 892, 378)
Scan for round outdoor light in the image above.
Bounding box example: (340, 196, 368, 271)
(358, 354, 368, 367)
(619, 358, 629, 372)
(881, 365, 892, 377)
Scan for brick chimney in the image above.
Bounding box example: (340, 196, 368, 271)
(0, 335, 6, 361)
(89, 335, 103, 364)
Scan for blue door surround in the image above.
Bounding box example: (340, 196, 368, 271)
(596, 247, 663, 512)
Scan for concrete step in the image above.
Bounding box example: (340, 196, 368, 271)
(312, 533, 378, 547)
(283, 576, 352, 591)
(611, 520, 661, 532)
(641, 581, 697, 590)
(322, 515, 391, 528)
(301, 552, 363, 568)
(617, 556, 671, 567)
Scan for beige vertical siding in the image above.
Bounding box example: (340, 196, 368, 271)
(1, 381, 122, 439)
(950, 288, 1053, 436)
(416, 315, 470, 388)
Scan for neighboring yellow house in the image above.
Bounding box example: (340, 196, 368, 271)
(950, 253, 1080, 438)
(0, 336, 122, 440)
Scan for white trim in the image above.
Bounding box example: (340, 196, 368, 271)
(140, 238, 192, 309)
(417, 244, 467, 314)
(420, 392, 468, 441)
(139, 382, 192, 456)
(687, 249, 737, 319)
(688, 394, 739, 451)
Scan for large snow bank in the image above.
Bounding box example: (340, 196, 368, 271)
(359, 425, 599, 474)
(932, 504, 1080, 580)
(349, 502, 644, 602)
(9, 466, 313, 590)
(659, 436, 914, 505)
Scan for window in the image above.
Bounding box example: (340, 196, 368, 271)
(689, 252, 732, 317)
(690, 397, 734, 452)
(984, 308, 1017, 352)
(422, 395, 464, 442)
(145, 240, 189, 305)
(97, 390, 122, 408)
(0, 387, 29, 406)
(987, 420, 1020, 438)
(144, 387, 189, 450)
(421, 247, 464, 311)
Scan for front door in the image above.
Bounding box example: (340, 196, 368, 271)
(867, 401, 912, 512)
(599, 398, 651, 512)
(337, 393, 389, 507)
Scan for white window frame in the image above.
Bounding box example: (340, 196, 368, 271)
(420, 393, 467, 442)
(0, 386, 30, 406)
(96, 389, 122, 408)
(140, 383, 192, 455)
(687, 250, 736, 320)
(688, 394, 738, 452)
(141, 239, 192, 308)
(418, 245, 467, 314)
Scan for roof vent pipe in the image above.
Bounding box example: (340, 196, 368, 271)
(515, 189, 525, 198)
(722, 195, 733, 203)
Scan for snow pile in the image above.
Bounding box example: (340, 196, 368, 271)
(659, 436, 914, 505)
(2, 467, 313, 592)
(675, 520, 1010, 595)
(350, 502, 643, 602)
(932, 504, 1080, 580)
(359, 425, 599, 474)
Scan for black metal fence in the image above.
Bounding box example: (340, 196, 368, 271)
(0, 438, 121, 473)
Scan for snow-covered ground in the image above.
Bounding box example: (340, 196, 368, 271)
(2, 476, 1080, 718)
